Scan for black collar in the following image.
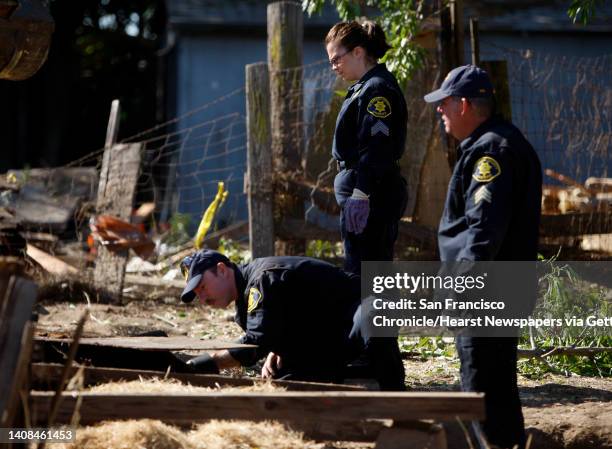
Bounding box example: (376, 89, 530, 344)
(233, 263, 248, 327)
(348, 63, 388, 95)
(459, 114, 504, 153)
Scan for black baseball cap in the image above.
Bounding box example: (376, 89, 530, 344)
(180, 249, 231, 303)
(424, 65, 494, 103)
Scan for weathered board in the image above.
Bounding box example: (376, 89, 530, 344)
(246, 62, 274, 258)
(35, 336, 254, 352)
(30, 391, 485, 425)
(93, 142, 143, 297)
(31, 363, 363, 392)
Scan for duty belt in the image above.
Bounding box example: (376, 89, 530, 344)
(336, 160, 400, 172)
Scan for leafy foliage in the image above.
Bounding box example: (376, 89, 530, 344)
(306, 240, 343, 259)
(518, 260, 612, 378)
(303, 0, 428, 83)
(567, 0, 605, 24)
(217, 237, 251, 264)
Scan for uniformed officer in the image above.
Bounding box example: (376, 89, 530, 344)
(325, 21, 408, 274)
(179, 249, 405, 390)
(424, 65, 542, 449)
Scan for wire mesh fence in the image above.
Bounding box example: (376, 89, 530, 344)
(5, 45, 609, 260)
(480, 47, 611, 257)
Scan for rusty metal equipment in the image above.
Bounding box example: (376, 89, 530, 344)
(0, 0, 54, 81)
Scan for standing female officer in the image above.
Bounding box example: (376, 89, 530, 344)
(326, 21, 408, 274)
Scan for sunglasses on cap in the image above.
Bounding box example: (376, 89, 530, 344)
(180, 255, 194, 280)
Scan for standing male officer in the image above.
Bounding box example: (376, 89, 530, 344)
(424, 65, 542, 449)
(179, 249, 405, 390)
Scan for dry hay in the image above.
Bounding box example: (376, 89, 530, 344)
(53, 380, 319, 448)
(52, 419, 317, 449)
(84, 378, 285, 394)
(53, 419, 194, 449)
(190, 420, 316, 449)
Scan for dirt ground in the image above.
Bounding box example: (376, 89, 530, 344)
(35, 295, 612, 449)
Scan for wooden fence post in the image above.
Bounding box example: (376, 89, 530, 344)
(246, 62, 275, 258)
(267, 1, 305, 255)
(470, 17, 480, 66)
(94, 100, 142, 298)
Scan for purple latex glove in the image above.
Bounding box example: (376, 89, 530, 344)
(344, 197, 370, 234)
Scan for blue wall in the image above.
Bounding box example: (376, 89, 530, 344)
(172, 33, 333, 229)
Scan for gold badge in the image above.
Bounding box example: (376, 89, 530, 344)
(367, 96, 392, 118)
(247, 287, 263, 313)
(472, 156, 501, 183)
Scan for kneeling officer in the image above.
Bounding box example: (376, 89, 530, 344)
(180, 249, 405, 390)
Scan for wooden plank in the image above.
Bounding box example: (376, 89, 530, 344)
(104, 99, 121, 149)
(0, 276, 38, 427)
(31, 363, 364, 392)
(26, 243, 78, 276)
(35, 336, 255, 351)
(469, 17, 480, 66)
(94, 142, 143, 297)
(246, 62, 275, 258)
(267, 0, 305, 255)
(30, 391, 485, 426)
(450, 0, 465, 67)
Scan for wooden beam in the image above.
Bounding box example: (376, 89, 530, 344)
(35, 336, 254, 352)
(26, 243, 78, 276)
(31, 363, 364, 392)
(93, 142, 142, 298)
(469, 17, 479, 66)
(246, 62, 275, 258)
(267, 1, 305, 255)
(30, 391, 485, 426)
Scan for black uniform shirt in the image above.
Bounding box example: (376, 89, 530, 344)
(438, 115, 542, 261)
(332, 63, 407, 204)
(227, 256, 360, 366)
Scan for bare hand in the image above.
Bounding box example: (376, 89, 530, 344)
(261, 352, 282, 379)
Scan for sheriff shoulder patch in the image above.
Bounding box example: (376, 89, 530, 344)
(472, 156, 501, 183)
(247, 287, 263, 313)
(367, 96, 392, 118)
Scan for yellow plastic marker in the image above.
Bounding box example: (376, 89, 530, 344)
(194, 181, 229, 249)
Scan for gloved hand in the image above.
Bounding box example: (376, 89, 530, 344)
(185, 352, 220, 374)
(344, 189, 370, 234)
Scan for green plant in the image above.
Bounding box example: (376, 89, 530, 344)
(165, 213, 191, 245)
(306, 240, 343, 259)
(217, 237, 250, 264)
(518, 259, 612, 378)
(399, 336, 455, 360)
(568, 0, 605, 24)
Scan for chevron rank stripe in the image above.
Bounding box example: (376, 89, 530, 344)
(371, 120, 389, 136)
(474, 185, 492, 204)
